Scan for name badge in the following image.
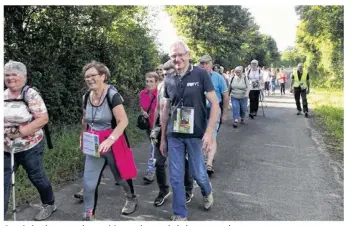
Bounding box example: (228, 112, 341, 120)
(82, 132, 100, 157)
(171, 106, 195, 134)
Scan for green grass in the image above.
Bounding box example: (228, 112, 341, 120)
(308, 89, 344, 152)
(10, 107, 147, 207)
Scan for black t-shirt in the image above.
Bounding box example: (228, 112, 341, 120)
(292, 70, 310, 81)
(164, 65, 215, 138)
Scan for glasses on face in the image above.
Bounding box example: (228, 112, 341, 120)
(4, 73, 20, 78)
(170, 52, 188, 60)
(84, 74, 99, 80)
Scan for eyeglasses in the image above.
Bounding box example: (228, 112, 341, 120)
(4, 73, 20, 77)
(84, 74, 100, 80)
(170, 52, 188, 59)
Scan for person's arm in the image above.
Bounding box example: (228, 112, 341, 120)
(219, 76, 229, 120)
(98, 94, 128, 153)
(18, 89, 49, 137)
(139, 91, 149, 118)
(152, 97, 160, 129)
(245, 76, 250, 97)
(290, 74, 295, 91)
(306, 73, 310, 94)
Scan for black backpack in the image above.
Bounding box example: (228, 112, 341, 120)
(4, 85, 53, 149)
(83, 85, 131, 147)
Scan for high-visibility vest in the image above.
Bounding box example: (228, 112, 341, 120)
(293, 70, 308, 89)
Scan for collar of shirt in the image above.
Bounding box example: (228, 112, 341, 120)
(175, 64, 194, 77)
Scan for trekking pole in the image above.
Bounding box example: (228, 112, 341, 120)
(260, 90, 266, 117)
(5, 126, 19, 221)
(11, 144, 17, 221)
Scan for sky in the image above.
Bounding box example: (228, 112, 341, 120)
(151, 5, 300, 53)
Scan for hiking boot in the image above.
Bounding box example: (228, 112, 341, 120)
(154, 190, 171, 207)
(34, 204, 57, 221)
(143, 171, 155, 183)
(203, 192, 214, 210)
(171, 215, 187, 221)
(206, 165, 214, 176)
(304, 112, 309, 118)
(73, 189, 84, 200)
(121, 195, 137, 215)
(297, 111, 302, 115)
(240, 118, 245, 124)
(186, 193, 194, 204)
(233, 120, 238, 128)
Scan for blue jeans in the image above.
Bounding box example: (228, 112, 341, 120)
(231, 97, 248, 120)
(4, 140, 55, 216)
(167, 137, 212, 218)
(271, 81, 276, 92)
(147, 143, 156, 173)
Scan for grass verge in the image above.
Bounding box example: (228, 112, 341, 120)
(10, 107, 146, 207)
(308, 88, 343, 152)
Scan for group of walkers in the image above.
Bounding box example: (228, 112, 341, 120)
(3, 40, 311, 221)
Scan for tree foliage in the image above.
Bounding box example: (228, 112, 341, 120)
(4, 6, 160, 125)
(294, 6, 343, 89)
(165, 6, 280, 69)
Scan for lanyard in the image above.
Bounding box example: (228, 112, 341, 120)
(91, 88, 105, 127)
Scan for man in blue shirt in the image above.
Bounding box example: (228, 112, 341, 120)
(199, 55, 229, 176)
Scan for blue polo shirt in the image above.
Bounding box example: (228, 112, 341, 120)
(206, 71, 228, 108)
(164, 65, 215, 138)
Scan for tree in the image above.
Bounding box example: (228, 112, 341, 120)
(165, 6, 280, 69)
(294, 5, 343, 89)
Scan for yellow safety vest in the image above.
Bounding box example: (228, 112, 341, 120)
(293, 70, 308, 89)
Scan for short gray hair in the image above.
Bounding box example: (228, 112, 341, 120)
(235, 66, 243, 72)
(169, 39, 190, 54)
(4, 60, 27, 76)
(251, 59, 258, 65)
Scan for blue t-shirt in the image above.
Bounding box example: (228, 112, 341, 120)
(206, 71, 228, 108)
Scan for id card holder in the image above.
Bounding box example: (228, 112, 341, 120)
(82, 132, 100, 157)
(171, 106, 195, 134)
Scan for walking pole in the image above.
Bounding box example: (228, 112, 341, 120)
(260, 90, 266, 117)
(10, 143, 17, 221)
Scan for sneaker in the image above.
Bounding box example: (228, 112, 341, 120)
(143, 171, 155, 183)
(73, 189, 83, 201)
(206, 165, 214, 176)
(34, 204, 57, 221)
(233, 120, 238, 128)
(297, 111, 302, 115)
(171, 215, 187, 221)
(154, 190, 171, 207)
(249, 113, 254, 119)
(240, 118, 245, 124)
(304, 112, 309, 118)
(121, 195, 137, 215)
(186, 193, 194, 204)
(203, 192, 214, 210)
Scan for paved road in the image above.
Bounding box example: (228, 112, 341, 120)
(9, 92, 343, 221)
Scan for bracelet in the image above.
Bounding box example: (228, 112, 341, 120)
(108, 135, 117, 141)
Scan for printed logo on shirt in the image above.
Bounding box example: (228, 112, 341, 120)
(187, 82, 199, 87)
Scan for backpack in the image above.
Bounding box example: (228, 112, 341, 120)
(4, 85, 53, 149)
(83, 85, 131, 147)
